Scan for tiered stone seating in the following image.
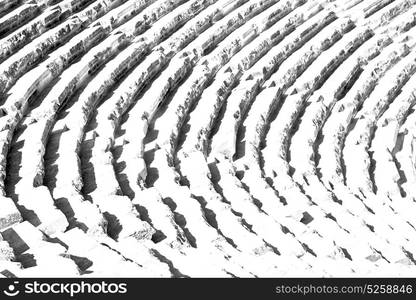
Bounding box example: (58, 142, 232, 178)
(180, 0, 363, 261)
(0, 0, 46, 38)
(0, 0, 116, 62)
(83, 0, 219, 198)
(56, 228, 166, 276)
(83, 2, 238, 250)
(286, 28, 416, 259)
(117, 0, 278, 197)
(372, 72, 416, 200)
(1, 221, 79, 276)
(179, 0, 314, 157)
(319, 41, 413, 189)
(143, 0, 309, 261)
(176, 0, 325, 259)
(0, 0, 126, 95)
(210, 5, 338, 159)
(211, 0, 416, 264)
(51, 0, 217, 238)
(343, 46, 416, 196)
(2, 0, 416, 277)
(260, 14, 416, 263)
(1, 0, 189, 240)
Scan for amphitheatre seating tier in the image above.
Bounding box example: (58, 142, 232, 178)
(2, 0, 416, 277)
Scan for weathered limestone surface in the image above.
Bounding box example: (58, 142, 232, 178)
(1, 0, 416, 277)
(0, 196, 22, 230)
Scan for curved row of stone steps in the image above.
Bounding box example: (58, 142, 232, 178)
(2, 0, 416, 277)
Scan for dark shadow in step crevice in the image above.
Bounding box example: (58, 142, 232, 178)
(5, 137, 24, 200)
(133, 204, 166, 243)
(102, 212, 123, 241)
(313, 129, 325, 180)
(341, 116, 358, 185)
(237, 179, 268, 214)
(229, 208, 256, 235)
(224, 271, 238, 278)
(67, 255, 94, 274)
(5, 135, 39, 228)
(301, 242, 317, 257)
(368, 150, 378, 194)
(14, 205, 41, 228)
(152, 249, 189, 278)
(286, 101, 311, 173)
(42, 76, 94, 192)
(340, 247, 353, 261)
(392, 130, 408, 197)
(207, 91, 228, 155)
(161, 197, 197, 248)
(402, 249, 416, 265)
(354, 195, 375, 214)
(141, 60, 194, 147)
(16, 253, 36, 268)
(1, 226, 30, 255)
(54, 197, 89, 232)
(42, 57, 110, 193)
(0, 270, 17, 278)
(112, 145, 136, 199)
(80, 138, 98, 200)
(144, 148, 158, 187)
(192, 195, 239, 250)
(300, 211, 314, 225)
(175, 72, 226, 155)
(192, 195, 219, 229)
(263, 240, 281, 256)
(114, 161, 136, 199)
(206, 162, 223, 196)
(43, 129, 65, 191)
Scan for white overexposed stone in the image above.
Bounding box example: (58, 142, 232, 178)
(0, 196, 22, 230)
(1, 0, 416, 278)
